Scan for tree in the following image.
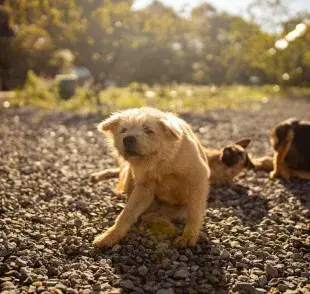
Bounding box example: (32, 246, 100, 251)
(0, 5, 14, 89)
(2, 0, 309, 90)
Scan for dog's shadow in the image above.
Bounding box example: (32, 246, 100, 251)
(209, 181, 269, 225)
(93, 181, 268, 293)
(281, 179, 310, 209)
(98, 237, 228, 294)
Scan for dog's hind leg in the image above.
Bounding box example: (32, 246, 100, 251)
(291, 170, 310, 180)
(251, 156, 274, 171)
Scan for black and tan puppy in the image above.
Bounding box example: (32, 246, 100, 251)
(205, 138, 253, 184)
(253, 118, 310, 181)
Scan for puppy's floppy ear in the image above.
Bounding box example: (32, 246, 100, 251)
(97, 113, 121, 133)
(159, 115, 182, 139)
(234, 137, 251, 149)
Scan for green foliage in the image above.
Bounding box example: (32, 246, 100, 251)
(15, 70, 58, 107)
(2, 0, 310, 88)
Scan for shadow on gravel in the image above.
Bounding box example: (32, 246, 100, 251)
(209, 182, 269, 225)
(279, 179, 310, 209)
(98, 237, 228, 294)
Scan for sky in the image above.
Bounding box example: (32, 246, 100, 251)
(133, 0, 310, 19)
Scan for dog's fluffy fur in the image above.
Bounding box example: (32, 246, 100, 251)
(92, 107, 210, 248)
(252, 118, 310, 181)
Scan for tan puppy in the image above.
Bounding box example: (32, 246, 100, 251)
(206, 138, 253, 184)
(92, 107, 210, 248)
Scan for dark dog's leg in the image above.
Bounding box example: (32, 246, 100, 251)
(270, 129, 294, 180)
(252, 156, 292, 181)
(276, 163, 292, 181)
(291, 170, 310, 180)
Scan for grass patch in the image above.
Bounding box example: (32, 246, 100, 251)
(6, 73, 310, 114)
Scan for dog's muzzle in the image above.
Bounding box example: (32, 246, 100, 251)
(222, 148, 242, 167)
(123, 136, 139, 156)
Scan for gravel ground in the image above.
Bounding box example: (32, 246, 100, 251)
(0, 99, 309, 294)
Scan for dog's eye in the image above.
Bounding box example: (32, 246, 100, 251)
(224, 147, 232, 153)
(143, 126, 154, 135)
(120, 127, 127, 134)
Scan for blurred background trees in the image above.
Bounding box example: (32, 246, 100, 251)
(1, 0, 309, 91)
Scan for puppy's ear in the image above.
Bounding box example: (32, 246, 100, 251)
(97, 113, 121, 133)
(159, 116, 182, 139)
(284, 117, 299, 126)
(234, 137, 251, 149)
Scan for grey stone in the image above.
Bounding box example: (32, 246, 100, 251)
(138, 265, 148, 276)
(258, 275, 268, 287)
(220, 249, 231, 260)
(120, 279, 135, 290)
(156, 288, 174, 294)
(0, 244, 7, 257)
(277, 283, 288, 292)
(265, 264, 278, 278)
(232, 282, 256, 293)
(174, 269, 190, 279)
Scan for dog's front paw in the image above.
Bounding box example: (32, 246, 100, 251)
(174, 234, 198, 248)
(269, 171, 277, 179)
(93, 227, 122, 248)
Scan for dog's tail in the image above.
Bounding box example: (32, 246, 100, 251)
(249, 156, 274, 172)
(90, 168, 120, 184)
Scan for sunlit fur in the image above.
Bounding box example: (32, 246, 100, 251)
(98, 107, 183, 177)
(93, 107, 210, 248)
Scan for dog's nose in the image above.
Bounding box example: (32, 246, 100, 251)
(123, 136, 136, 148)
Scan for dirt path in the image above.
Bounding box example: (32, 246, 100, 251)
(0, 99, 309, 294)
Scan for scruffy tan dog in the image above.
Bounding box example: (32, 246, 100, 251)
(92, 107, 210, 248)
